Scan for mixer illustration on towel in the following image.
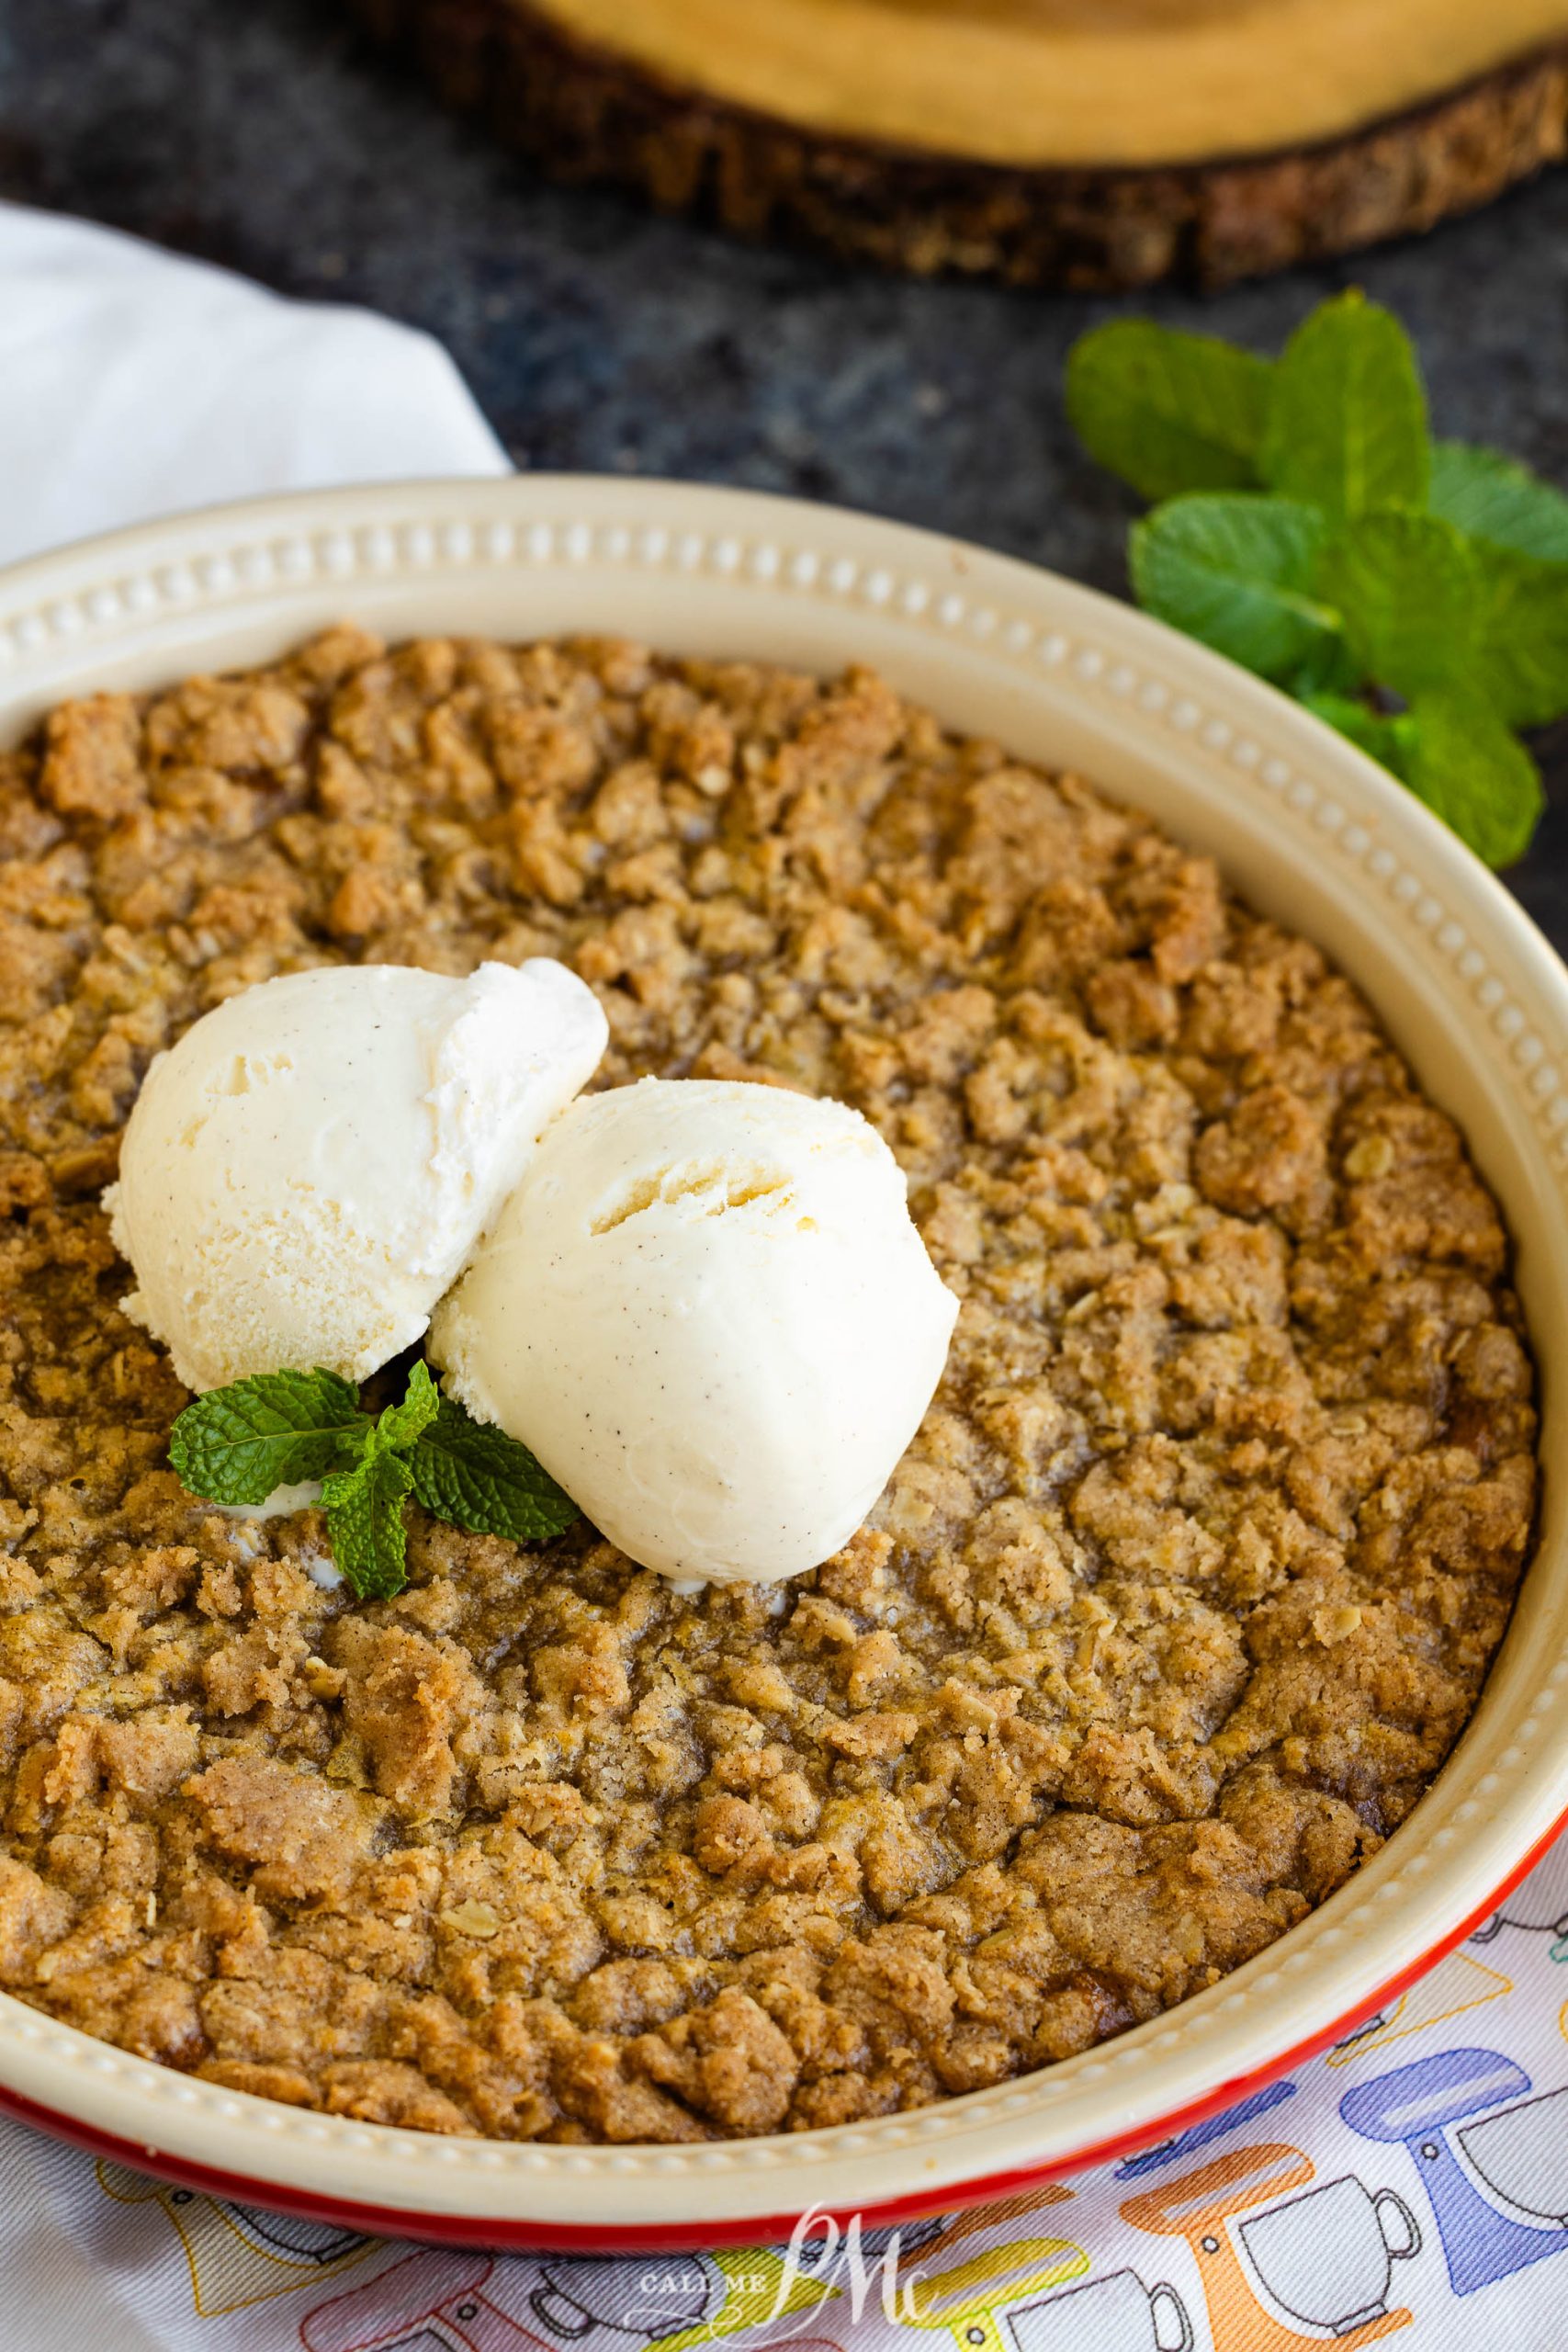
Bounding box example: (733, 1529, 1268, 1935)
(1342, 2046, 1568, 2296)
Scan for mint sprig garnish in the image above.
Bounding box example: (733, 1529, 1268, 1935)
(408, 1396, 580, 1544)
(372, 1357, 442, 1455)
(320, 1446, 418, 1602)
(1066, 288, 1567, 867)
(168, 1366, 366, 1505)
(169, 1359, 579, 1599)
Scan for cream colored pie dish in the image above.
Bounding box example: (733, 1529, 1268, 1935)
(0, 480, 1562, 2245)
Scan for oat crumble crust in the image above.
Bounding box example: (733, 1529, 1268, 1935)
(0, 629, 1538, 2143)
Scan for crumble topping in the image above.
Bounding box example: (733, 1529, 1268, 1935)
(0, 629, 1536, 2139)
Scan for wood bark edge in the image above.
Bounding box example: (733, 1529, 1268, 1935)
(343, 0, 1568, 288)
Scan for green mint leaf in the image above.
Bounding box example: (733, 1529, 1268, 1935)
(1066, 322, 1273, 502)
(169, 1367, 368, 1506)
(321, 1445, 415, 1600)
(1467, 548, 1568, 730)
(1430, 440, 1568, 564)
(1404, 695, 1544, 869)
(1261, 290, 1430, 521)
(376, 1358, 441, 1456)
(1323, 511, 1476, 700)
(1284, 632, 1363, 701)
(1130, 493, 1341, 684)
(1300, 693, 1415, 777)
(409, 1396, 581, 1545)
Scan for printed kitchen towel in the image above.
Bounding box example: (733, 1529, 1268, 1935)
(5, 1835, 1568, 2349)
(2, 195, 1567, 2352)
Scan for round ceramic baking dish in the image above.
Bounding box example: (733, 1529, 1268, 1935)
(0, 478, 1564, 2250)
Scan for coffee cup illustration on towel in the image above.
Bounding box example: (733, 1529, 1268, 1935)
(1121, 2142, 1415, 2351)
(533, 2255, 716, 2339)
(1007, 2267, 1193, 2352)
(1238, 2177, 1421, 2335)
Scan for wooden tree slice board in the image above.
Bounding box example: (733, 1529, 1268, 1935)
(345, 0, 1568, 287)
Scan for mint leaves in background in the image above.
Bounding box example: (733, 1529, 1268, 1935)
(1064, 319, 1272, 500)
(1260, 295, 1428, 520)
(1429, 441, 1568, 563)
(1066, 291, 1568, 866)
(1129, 496, 1337, 686)
(170, 1359, 579, 1599)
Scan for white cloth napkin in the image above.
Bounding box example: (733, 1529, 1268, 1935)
(0, 199, 506, 568)
(4, 198, 1568, 2352)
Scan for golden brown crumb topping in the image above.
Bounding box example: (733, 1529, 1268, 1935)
(0, 629, 1536, 2140)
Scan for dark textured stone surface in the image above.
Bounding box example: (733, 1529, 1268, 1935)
(3, 0, 1567, 938)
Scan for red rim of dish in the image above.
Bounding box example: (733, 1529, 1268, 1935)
(2, 1794, 1562, 2252)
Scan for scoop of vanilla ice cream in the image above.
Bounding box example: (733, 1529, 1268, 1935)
(429, 1077, 959, 1584)
(106, 959, 607, 1393)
